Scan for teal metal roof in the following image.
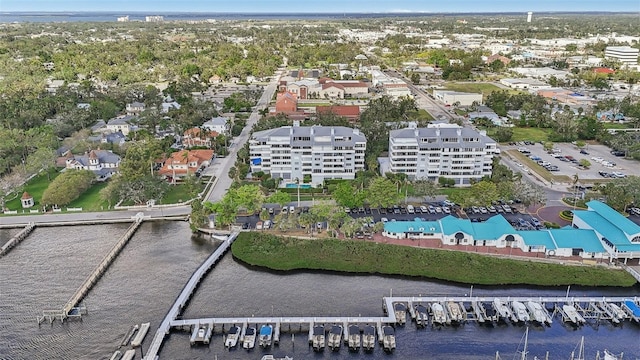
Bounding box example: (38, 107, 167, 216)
(383, 218, 441, 234)
(517, 230, 557, 250)
(439, 215, 474, 235)
(471, 215, 516, 240)
(586, 200, 640, 236)
(573, 211, 629, 247)
(549, 229, 606, 253)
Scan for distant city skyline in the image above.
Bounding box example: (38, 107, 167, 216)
(2, 0, 639, 13)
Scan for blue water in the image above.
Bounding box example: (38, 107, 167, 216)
(286, 183, 312, 189)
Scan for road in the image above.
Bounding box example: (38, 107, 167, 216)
(204, 72, 282, 203)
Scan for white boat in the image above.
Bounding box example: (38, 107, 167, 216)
(347, 325, 361, 351)
(493, 298, 513, 321)
(109, 350, 122, 360)
(526, 301, 550, 325)
(260, 356, 292, 360)
(446, 301, 463, 322)
(599, 350, 624, 360)
(327, 324, 342, 351)
(393, 302, 407, 325)
(362, 325, 376, 351)
(431, 302, 447, 325)
(563, 304, 586, 325)
(130, 322, 150, 348)
(415, 304, 429, 327)
(225, 325, 241, 348)
(381, 325, 396, 351)
(607, 303, 629, 322)
(121, 350, 135, 360)
(312, 325, 325, 351)
(243, 326, 256, 349)
(511, 301, 530, 322)
(259, 324, 273, 348)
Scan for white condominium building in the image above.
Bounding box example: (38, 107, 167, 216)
(249, 123, 366, 186)
(388, 123, 497, 185)
(605, 46, 639, 66)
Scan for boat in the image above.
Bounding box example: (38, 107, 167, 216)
(259, 324, 273, 348)
(493, 298, 513, 322)
(327, 324, 342, 351)
(393, 302, 407, 325)
(120, 324, 139, 347)
(347, 324, 361, 351)
(362, 325, 376, 351)
(381, 325, 396, 351)
(482, 302, 497, 323)
(311, 325, 325, 351)
(121, 350, 135, 360)
(431, 302, 447, 325)
(599, 350, 624, 360)
(562, 304, 586, 325)
(511, 301, 530, 323)
(130, 322, 150, 348)
(446, 301, 463, 323)
(623, 299, 640, 320)
(415, 304, 429, 327)
(607, 303, 628, 322)
(260, 356, 293, 360)
(243, 326, 256, 349)
(225, 325, 241, 348)
(109, 350, 122, 360)
(526, 301, 551, 325)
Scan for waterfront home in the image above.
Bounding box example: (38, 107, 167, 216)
(157, 149, 214, 183)
(64, 149, 121, 181)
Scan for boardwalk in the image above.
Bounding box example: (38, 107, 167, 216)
(144, 232, 239, 360)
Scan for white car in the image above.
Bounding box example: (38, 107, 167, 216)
(381, 217, 389, 223)
(264, 220, 272, 229)
(407, 205, 415, 214)
(443, 206, 451, 214)
(591, 156, 604, 163)
(420, 205, 428, 213)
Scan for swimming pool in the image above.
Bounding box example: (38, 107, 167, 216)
(285, 183, 312, 189)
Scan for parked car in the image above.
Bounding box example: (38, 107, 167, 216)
(420, 205, 428, 213)
(530, 218, 541, 227)
(381, 217, 389, 223)
(407, 205, 415, 214)
(611, 150, 625, 157)
(580, 149, 589, 155)
(264, 220, 272, 229)
(479, 207, 488, 214)
(471, 206, 479, 214)
(487, 205, 497, 213)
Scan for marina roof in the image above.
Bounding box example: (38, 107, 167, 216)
(438, 215, 473, 236)
(517, 230, 557, 250)
(549, 229, 606, 253)
(586, 201, 640, 237)
(471, 215, 516, 240)
(383, 218, 441, 234)
(571, 211, 628, 245)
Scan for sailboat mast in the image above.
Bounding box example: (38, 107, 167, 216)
(521, 327, 529, 360)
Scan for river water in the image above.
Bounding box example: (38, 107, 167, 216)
(0, 222, 639, 360)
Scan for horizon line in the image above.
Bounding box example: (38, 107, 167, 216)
(2, 10, 639, 14)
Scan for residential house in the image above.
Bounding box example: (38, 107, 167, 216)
(182, 128, 219, 148)
(158, 150, 214, 183)
(126, 102, 145, 116)
(201, 116, 230, 135)
(106, 116, 136, 136)
(468, 106, 504, 126)
(161, 100, 181, 113)
(65, 149, 121, 181)
(88, 131, 127, 146)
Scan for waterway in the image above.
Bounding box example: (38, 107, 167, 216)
(0, 222, 639, 360)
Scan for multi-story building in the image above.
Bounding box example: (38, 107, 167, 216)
(249, 123, 366, 186)
(605, 46, 639, 66)
(387, 123, 497, 185)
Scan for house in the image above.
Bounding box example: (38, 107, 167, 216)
(90, 120, 107, 133)
(106, 116, 136, 136)
(65, 150, 121, 181)
(126, 102, 145, 116)
(468, 106, 504, 126)
(88, 131, 127, 146)
(316, 105, 361, 122)
(158, 150, 214, 183)
(201, 116, 230, 135)
(161, 100, 181, 113)
(182, 128, 219, 148)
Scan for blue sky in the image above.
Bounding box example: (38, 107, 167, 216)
(2, 0, 639, 13)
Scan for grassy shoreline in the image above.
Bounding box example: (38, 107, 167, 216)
(231, 233, 637, 287)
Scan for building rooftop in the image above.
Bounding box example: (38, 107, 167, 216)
(251, 125, 365, 147)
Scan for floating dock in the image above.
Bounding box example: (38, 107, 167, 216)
(121, 349, 136, 360)
(131, 322, 150, 348)
(0, 223, 35, 257)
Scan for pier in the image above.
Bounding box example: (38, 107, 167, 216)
(143, 232, 239, 360)
(37, 213, 145, 324)
(0, 222, 35, 257)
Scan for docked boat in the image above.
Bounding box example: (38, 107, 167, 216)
(260, 356, 292, 360)
(130, 322, 150, 348)
(493, 298, 513, 322)
(431, 302, 447, 325)
(121, 350, 135, 360)
(511, 301, 530, 323)
(120, 324, 139, 347)
(327, 324, 342, 351)
(415, 304, 429, 327)
(225, 325, 241, 348)
(446, 301, 463, 323)
(259, 324, 273, 348)
(623, 299, 640, 321)
(393, 302, 407, 325)
(312, 325, 325, 351)
(607, 302, 628, 322)
(562, 304, 586, 325)
(243, 326, 256, 349)
(347, 325, 361, 351)
(482, 302, 498, 323)
(526, 301, 551, 325)
(599, 350, 624, 360)
(109, 350, 122, 360)
(362, 325, 376, 351)
(381, 326, 396, 351)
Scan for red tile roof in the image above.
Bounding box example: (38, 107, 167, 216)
(158, 150, 214, 177)
(593, 67, 615, 74)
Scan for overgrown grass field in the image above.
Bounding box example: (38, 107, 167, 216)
(232, 233, 636, 287)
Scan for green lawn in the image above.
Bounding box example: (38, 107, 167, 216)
(444, 82, 513, 95)
(160, 183, 204, 204)
(4, 170, 60, 210)
(232, 233, 636, 287)
(67, 182, 110, 211)
(437, 187, 471, 198)
(486, 127, 551, 143)
(411, 109, 434, 121)
(602, 122, 632, 129)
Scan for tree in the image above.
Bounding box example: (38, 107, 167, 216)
(119, 140, 163, 181)
(41, 170, 94, 207)
(267, 191, 291, 206)
(24, 147, 56, 180)
(469, 180, 499, 206)
(410, 72, 421, 85)
(189, 198, 209, 232)
(600, 176, 640, 212)
(578, 159, 591, 168)
(331, 181, 364, 207)
(543, 141, 554, 153)
(493, 127, 513, 143)
(412, 180, 438, 200)
(366, 177, 401, 208)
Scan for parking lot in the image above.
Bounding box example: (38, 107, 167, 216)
(236, 202, 545, 231)
(505, 141, 640, 182)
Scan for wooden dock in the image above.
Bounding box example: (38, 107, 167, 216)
(38, 214, 145, 324)
(0, 222, 35, 257)
(143, 232, 239, 360)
